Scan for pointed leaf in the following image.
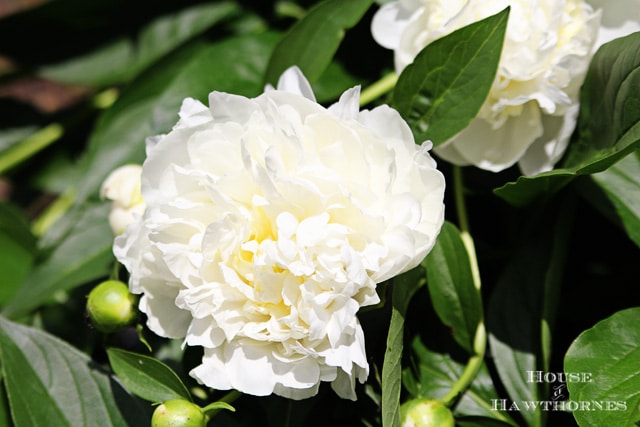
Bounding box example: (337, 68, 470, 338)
(265, 0, 373, 85)
(382, 267, 426, 427)
(0, 316, 148, 427)
(392, 7, 509, 145)
(564, 307, 640, 427)
(107, 348, 191, 403)
(423, 221, 482, 353)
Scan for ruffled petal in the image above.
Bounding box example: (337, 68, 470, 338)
(370, 2, 415, 49)
(276, 66, 316, 102)
(518, 104, 579, 176)
(435, 102, 543, 172)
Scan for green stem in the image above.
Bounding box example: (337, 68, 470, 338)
(0, 87, 118, 175)
(359, 72, 398, 106)
(442, 166, 486, 406)
(0, 123, 64, 175)
(453, 165, 481, 291)
(31, 188, 76, 236)
(441, 323, 487, 406)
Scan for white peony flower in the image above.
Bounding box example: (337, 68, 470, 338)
(100, 164, 145, 234)
(372, 0, 608, 175)
(113, 67, 445, 400)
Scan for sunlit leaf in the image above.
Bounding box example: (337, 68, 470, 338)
(565, 307, 640, 427)
(107, 348, 191, 403)
(392, 8, 508, 145)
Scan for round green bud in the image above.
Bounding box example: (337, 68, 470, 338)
(400, 398, 455, 427)
(86, 280, 137, 333)
(152, 399, 206, 427)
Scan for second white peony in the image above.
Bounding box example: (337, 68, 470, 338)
(372, 0, 602, 175)
(114, 67, 445, 400)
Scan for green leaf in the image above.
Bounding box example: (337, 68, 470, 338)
(265, 0, 373, 85)
(591, 151, 640, 248)
(107, 348, 191, 404)
(74, 32, 279, 204)
(0, 316, 148, 426)
(0, 378, 10, 427)
(403, 338, 518, 427)
(564, 307, 640, 427)
(39, 2, 239, 86)
(487, 202, 574, 427)
(382, 267, 426, 427)
(423, 221, 482, 354)
(2, 203, 113, 319)
(0, 203, 35, 306)
(392, 7, 509, 146)
(495, 32, 640, 207)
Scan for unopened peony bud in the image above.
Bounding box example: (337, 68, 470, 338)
(100, 164, 145, 234)
(86, 280, 137, 333)
(400, 398, 455, 427)
(152, 399, 206, 427)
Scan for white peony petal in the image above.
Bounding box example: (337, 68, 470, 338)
(435, 102, 543, 172)
(276, 66, 316, 102)
(175, 97, 211, 129)
(370, 2, 415, 49)
(138, 289, 191, 339)
(518, 104, 580, 176)
(327, 86, 361, 120)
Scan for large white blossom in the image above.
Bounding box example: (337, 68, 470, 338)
(371, 0, 627, 175)
(113, 67, 445, 400)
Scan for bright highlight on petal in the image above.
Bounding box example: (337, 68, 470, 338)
(113, 67, 446, 400)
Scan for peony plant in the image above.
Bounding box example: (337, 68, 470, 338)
(1, 1, 639, 427)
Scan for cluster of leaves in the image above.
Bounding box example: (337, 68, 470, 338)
(0, 1, 638, 426)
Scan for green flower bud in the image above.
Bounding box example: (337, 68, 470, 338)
(86, 280, 137, 333)
(400, 398, 455, 427)
(152, 399, 206, 427)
